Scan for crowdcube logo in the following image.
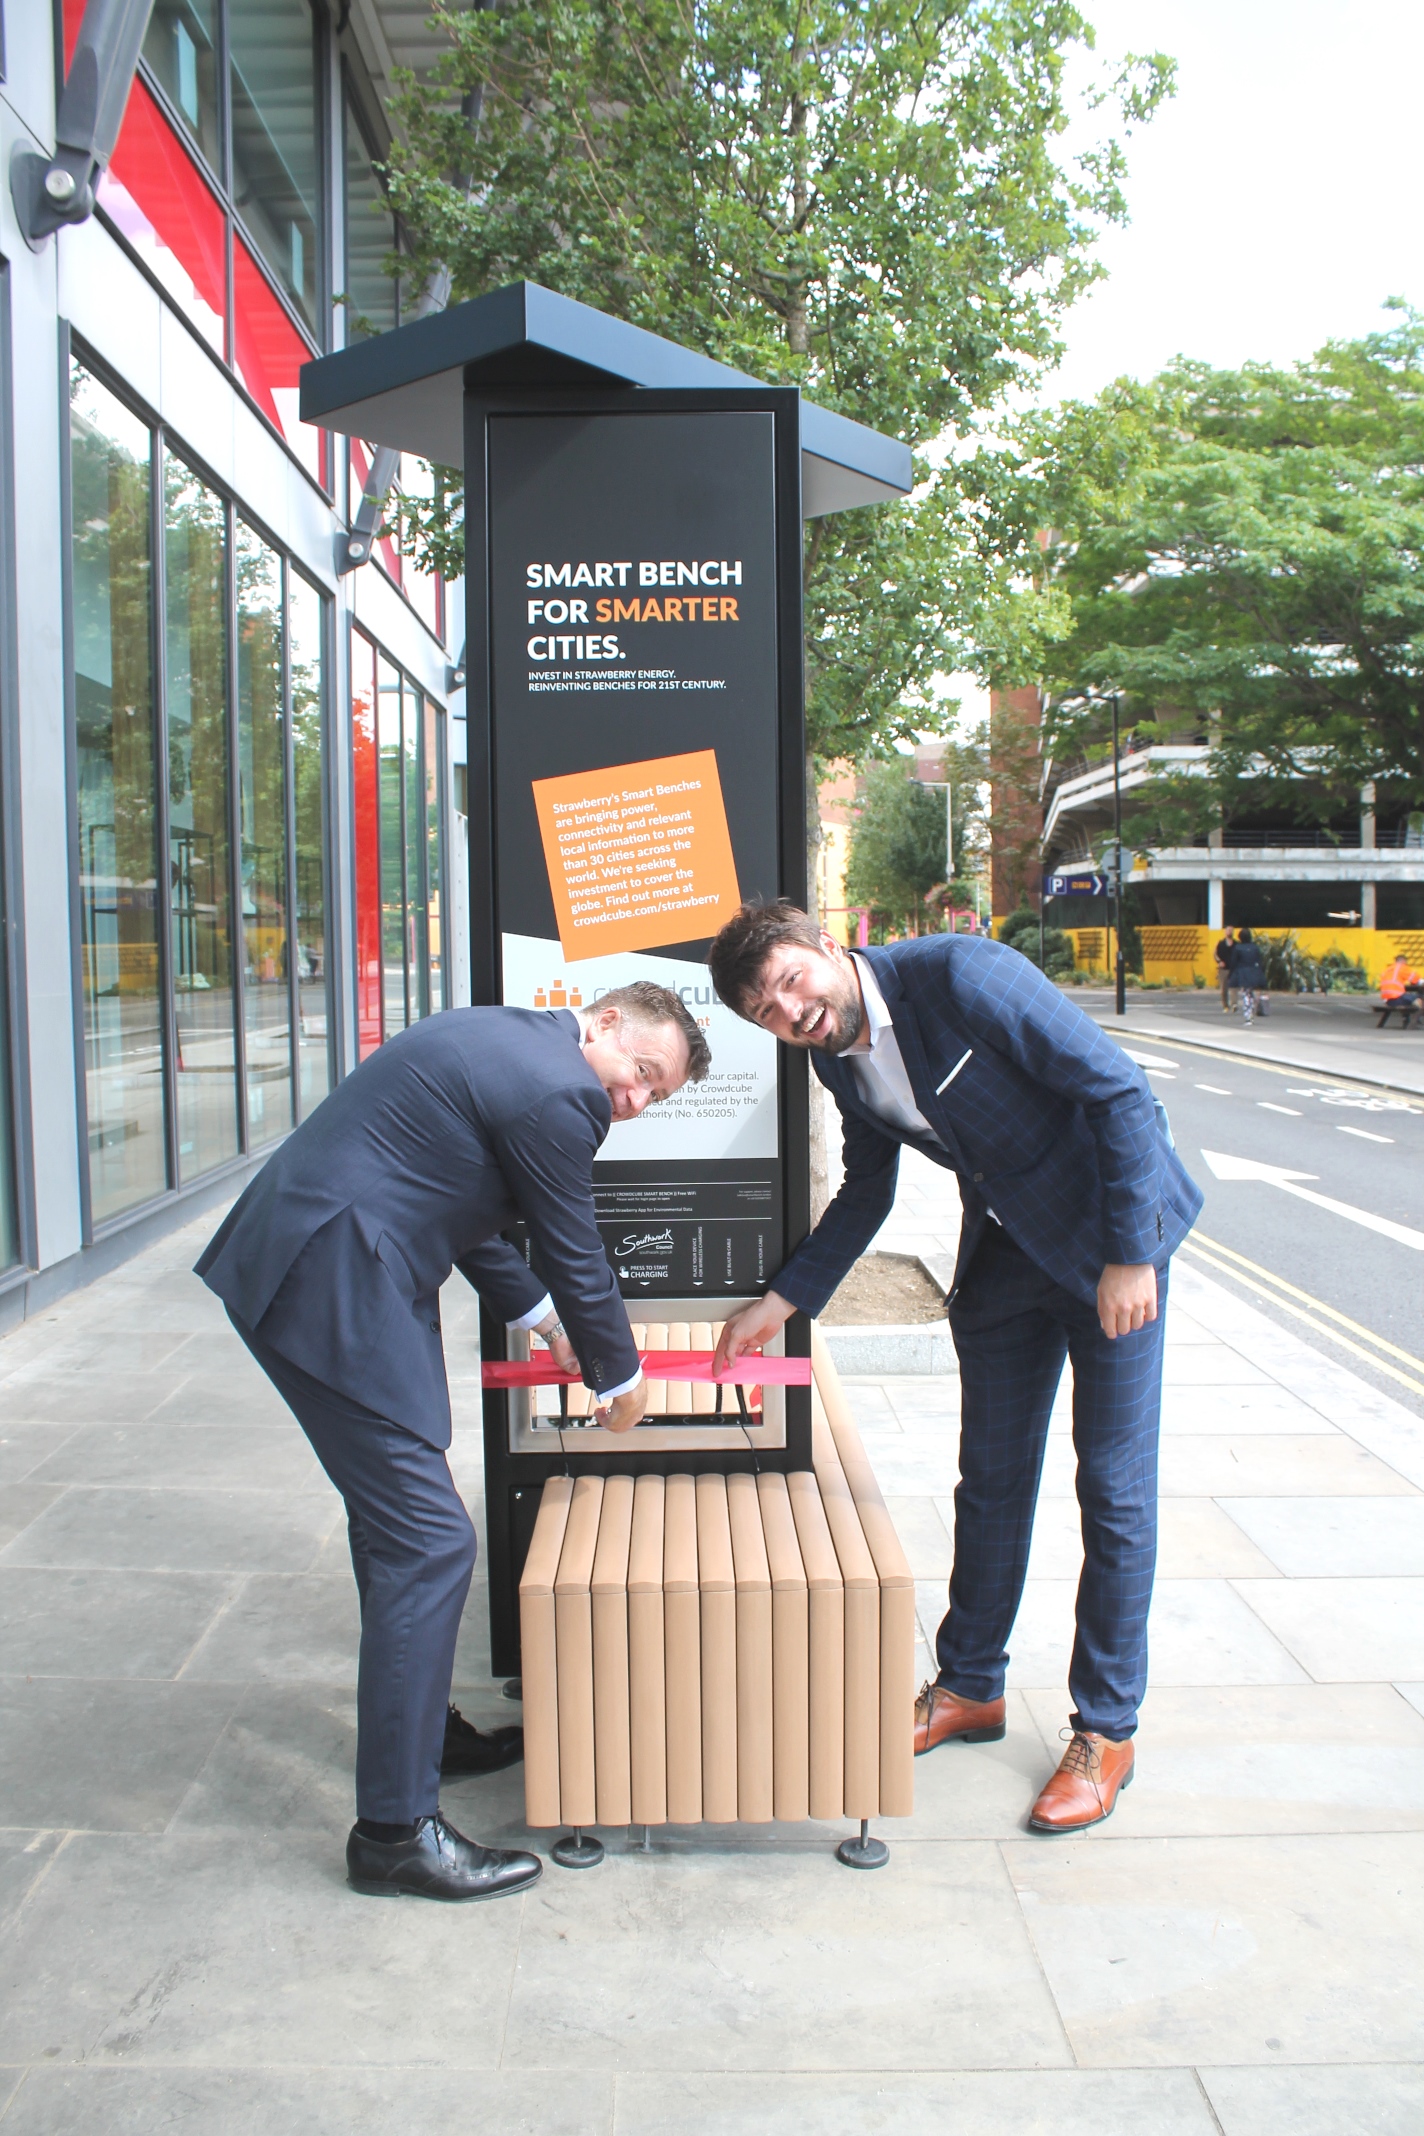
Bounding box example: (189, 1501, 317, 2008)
(531, 979, 585, 1008)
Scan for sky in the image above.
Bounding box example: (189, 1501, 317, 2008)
(1047, 0, 1424, 402)
(939, 0, 1424, 736)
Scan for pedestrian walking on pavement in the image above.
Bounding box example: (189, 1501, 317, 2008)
(1214, 925, 1237, 1011)
(1229, 928, 1269, 1025)
(706, 902, 1203, 1835)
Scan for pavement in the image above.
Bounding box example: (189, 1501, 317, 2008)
(1081, 987, 1424, 1098)
(1, 1183, 1422, 2132)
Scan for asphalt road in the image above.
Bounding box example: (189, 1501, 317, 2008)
(1094, 1022, 1424, 1420)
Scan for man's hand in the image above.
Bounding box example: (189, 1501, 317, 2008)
(1097, 1262, 1158, 1340)
(713, 1289, 794, 1376)
(596, 1377, 648, 1434)
(532, 1311, 579, 1377)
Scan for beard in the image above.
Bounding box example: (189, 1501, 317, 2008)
(792, 963, 865, 1053)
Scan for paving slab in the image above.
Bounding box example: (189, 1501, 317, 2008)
(22, 1423, 327, 1494)
(1017, 1494, 1281, 1580)
(1220, 1496, 1424, 1576)
(501, 1841, 1071, 2073)
(0, 1485, 65, 1551)
(178, 1573, 361, 1684)
(1233, 1576, 1424, 1681)
(0, 2067, 611, 2136)
(0, 1679, 238, 1831)
(0, 1486, 339, 1575)
(0, 1368, 192, 1426)
(1201, 2064, 1424, 2136)
(1158, 1435, 1415, 1497)
(0, 1829, 527, 2067)
(996, 1578, 1308, 1693)
(0, 1425, 79, 1486)
(1003, 1831, 1424, 2065)
(611, 2067, 1219, 2135)
(0, 1566, 233, 1678)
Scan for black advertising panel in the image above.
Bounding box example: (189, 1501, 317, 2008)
(483, 407, 792, 1305)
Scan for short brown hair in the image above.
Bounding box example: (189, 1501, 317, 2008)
(596, 980, 711, 1082)
(708, 899, 824, 1016)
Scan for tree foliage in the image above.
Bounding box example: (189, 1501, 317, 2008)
(381, 0, 1171, 763)
(843, 749, 982, 930)
(969, 308, 1424, 838)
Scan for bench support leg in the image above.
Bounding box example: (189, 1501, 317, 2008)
(552, 1827, 604, 1869)
(837, 1819, 889, 1870)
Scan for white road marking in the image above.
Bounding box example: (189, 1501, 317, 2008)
(1199, 1148, 1424, 1250)
(1286, 1087, 1415, 1115)
(1146, 1069, 1176, 1080)
(1258, 1102, 1301, 1115)
(1337, 1125, 1394, 1144)
(1124, 1049, 1179, 1070)
(1196, 1084, 1232, 1095)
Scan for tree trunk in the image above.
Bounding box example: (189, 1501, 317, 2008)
(804, 744, 830, 1224)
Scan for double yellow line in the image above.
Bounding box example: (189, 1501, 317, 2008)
(1178, 1230, 1424, 1401)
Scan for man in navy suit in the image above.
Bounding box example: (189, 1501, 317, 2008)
(198, 982, 708, 1898)
(709, 902, 1201, 1833)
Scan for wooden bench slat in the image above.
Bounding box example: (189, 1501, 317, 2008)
(728, 1472, 773, 1821)
(787, 1468, 845, 1820)
(663, 1472, 702, 1822)
(592, 1475, 635, 1827)
(554, 1474, 604, 1826)
(813, 1401, 880, 1818)
(758, 1472, 811, 1821)
(696, 1474, 738, 1821)
(519, 1476, 573, 1827)
(628, 1474, 668, 1826)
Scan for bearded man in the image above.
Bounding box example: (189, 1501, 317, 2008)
(707, 902, 1200, 1833)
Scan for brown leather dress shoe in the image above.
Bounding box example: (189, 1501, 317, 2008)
(913, 1681, 1007, 1756)
(1028, 1729, 1134, 1832)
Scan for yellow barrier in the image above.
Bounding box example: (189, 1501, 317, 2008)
(1139, 926, 1424, 989)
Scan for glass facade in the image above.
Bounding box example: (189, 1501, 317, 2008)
(67, 0, 326, 478)
(70, 366, 168, 1225)
(289, 573, 330, 1115)
(165, 450, 240, 1183)
(228, 0, 321, 335)
(352, 629, 445, 1056)
(235, 519, 292, 1149)
(68, 355, 331, 1228)
(343, 93, 398, 340)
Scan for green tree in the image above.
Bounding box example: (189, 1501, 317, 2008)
(381, 0, 1171, 782)
(969, 308, 1424, 839)
(843, 750, 982, 933)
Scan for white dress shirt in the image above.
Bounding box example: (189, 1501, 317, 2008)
(845, 956, 943, 1145)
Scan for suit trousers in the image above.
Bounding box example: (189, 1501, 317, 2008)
(229, 1310, 477, 1822)
(936, 1224, 1169, 1739)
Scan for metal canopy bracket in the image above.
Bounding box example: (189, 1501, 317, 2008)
(12, 0, 158, 251)
(301, 282, 912, 519)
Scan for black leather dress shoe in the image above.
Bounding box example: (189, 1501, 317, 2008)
(346, 1812, 542, 1901)
(440, 1704, 524, 1777)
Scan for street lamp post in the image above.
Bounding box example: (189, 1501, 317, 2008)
(1112, 693, 1126, 1017)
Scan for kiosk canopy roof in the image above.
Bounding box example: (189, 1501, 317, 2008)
(300, 282, 912, 518)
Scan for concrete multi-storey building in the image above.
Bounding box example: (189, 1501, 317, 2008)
(0, 1, 470, 1326)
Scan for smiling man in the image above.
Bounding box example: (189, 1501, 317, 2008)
(197, 982, 707, 1898)
(708, 901, 1201, 1833)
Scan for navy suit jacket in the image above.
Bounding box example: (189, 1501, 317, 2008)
(773, 935, 1203, 1318)
(195, 1008, 639, 1446)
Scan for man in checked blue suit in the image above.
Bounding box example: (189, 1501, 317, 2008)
(709, 902, 1202, 1833)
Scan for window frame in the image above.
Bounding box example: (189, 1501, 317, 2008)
(58, 0, 335, 494)
(64, 336, 334, 1245)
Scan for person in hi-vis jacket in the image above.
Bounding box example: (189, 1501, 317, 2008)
(198, 982, 708, 1900)
(708, 902, 1201, 1836)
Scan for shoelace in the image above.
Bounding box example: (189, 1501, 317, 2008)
(1058, 1728, 1105, 1807)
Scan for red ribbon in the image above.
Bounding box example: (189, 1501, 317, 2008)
(481, 1351, 812, 1389)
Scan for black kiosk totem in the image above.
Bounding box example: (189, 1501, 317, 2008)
(302, 288, 915, 1861)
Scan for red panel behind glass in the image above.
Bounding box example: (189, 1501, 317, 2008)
(351, 632, 383, 1057)
(96, 78, 227, 355)
(232, 240, 326, 486)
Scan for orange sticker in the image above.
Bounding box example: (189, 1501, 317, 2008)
(532, 750, 742, 961)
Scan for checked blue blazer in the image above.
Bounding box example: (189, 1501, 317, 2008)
(772, 934, 1203, 1317)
